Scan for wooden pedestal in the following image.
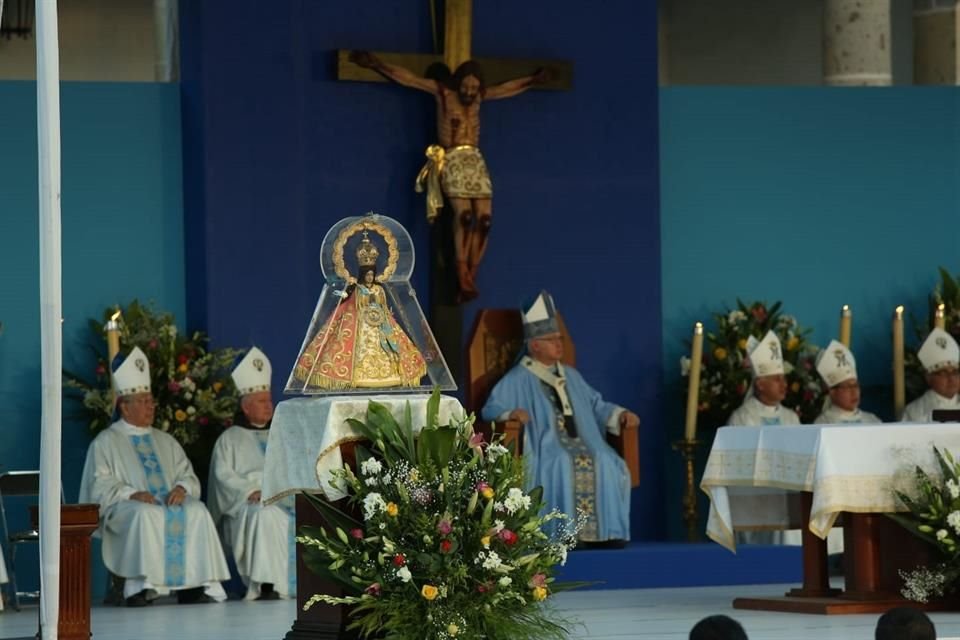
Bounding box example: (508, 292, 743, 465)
(18, 504, 99, 640)
(733, 493, 946, 615)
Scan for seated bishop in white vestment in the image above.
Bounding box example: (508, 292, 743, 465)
(79, 347, 229, 606)
(728, 331, 801, 427)
(727, 331, 800, 545)
(814, 340, 881, 425)
(903, 328, 960, 423)
(209, 347, 295, 600)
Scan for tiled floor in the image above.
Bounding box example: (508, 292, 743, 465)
(1, 585, 959, 639)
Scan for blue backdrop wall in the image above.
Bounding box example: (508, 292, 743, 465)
(179, 0, 664, 539)
(659, 87, 960, 535)
(0, 81, 185, 592)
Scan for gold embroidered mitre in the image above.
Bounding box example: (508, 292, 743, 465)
(356, 234, 379, 267)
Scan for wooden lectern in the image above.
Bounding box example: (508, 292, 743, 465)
(22, 504, 100, 640)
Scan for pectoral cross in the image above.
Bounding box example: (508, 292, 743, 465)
(336, 0, 573, 89)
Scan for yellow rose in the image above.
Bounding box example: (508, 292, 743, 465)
(177, 363, 188, 374)
(790, 382, 800, 393)
(786, 336, 800, 351)
(532, 586, 548, 601)
(480, 535, 491, 548)
(174, 409, 187, 422)
(212, 381, 223, 392)
(386, 502, 399, 517)
(713, 347, 727, 361)
(737, 338, 748, 351)
(421, 584, 439, 601)
(481, 487, 495, 500)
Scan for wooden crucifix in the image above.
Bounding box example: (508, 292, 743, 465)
(337, 0, 572, 381)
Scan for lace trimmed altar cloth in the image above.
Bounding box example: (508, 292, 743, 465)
(702, 423, 960, 551)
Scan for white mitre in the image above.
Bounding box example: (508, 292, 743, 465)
(112, 346, 151, 397)
(816, 340, 857, 388)
(231, 346, 272, 395)
(918, 328, 960, 373)
(747, 330, 785, 377)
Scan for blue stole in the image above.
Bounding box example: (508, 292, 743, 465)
(129, 433, 186, 587)
(256, 431, 296, 595)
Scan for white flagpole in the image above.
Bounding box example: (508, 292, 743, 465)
(36, 1, 63, 638)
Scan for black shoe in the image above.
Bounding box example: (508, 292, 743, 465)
(125, 590, 151, 607)
(256, 583, 281, 601)
(177, 587, 215, 604)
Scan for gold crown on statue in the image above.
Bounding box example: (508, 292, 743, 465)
(356, 233, 380, 267)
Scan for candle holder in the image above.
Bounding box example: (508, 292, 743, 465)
(671, 438, 702, 542)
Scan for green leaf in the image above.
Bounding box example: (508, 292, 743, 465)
(301, 492, 362, 532)
(426, 387, 441, 429)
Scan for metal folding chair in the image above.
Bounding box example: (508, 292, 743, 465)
(0, 470, 41, 610)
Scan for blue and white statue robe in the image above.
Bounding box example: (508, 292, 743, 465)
(79, 419, 229, 600)
(481, 358, 631, 542)
(208, 426, 296, 599)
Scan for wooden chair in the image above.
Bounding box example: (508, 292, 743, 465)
(465, 309, 640, 487)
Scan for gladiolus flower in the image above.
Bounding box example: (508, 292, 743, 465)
(392, 554, 406, 567)
(421, 585, 439, 601)
(350, 528, 364, 540)
(386, 502, 398, 517)
(532, 586, 548, 601)
(440, 539, 452, 553)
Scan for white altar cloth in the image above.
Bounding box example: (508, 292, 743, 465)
(702, 423, 960, 552)
(262, 394, 465, 503)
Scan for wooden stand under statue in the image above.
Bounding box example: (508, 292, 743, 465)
(269, 213, 458, 639)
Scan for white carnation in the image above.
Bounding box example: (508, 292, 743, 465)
(727, 310, 747, 324)
(362, 492, 387, 520)
(396, 566, 412, 583)
(503, 488, 531, 515)
(498, 577, 512, 588)
(361, 458, 383, 476)
(947, 479, 960, 500)
(937, 529, 949, 541)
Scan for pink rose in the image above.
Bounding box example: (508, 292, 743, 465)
(437, 519, 452, 535)
(498, 529, 518, 546)
(167, 381, 181, 393)
(350, 528, 364, 540)
(529, 573, 547, 588)
(95, 364, 106, 376)
(148, 339, 158, 350)
(197, 416, 209, 426)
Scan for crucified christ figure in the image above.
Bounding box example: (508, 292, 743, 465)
(350, 51, 549, 301)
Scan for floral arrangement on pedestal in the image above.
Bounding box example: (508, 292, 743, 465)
(298, 390, 581, 640)
(63, 300, 242, 472)
(891, 446, 960, 603)
(905, 267, 960, 401)
(680, 300, 824, 428)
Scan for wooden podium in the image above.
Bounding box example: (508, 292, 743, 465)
(20, 504, 99, 640)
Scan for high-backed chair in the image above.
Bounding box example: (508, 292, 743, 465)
(0, 470, 41, 610)
(465, 309, 640, 487)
